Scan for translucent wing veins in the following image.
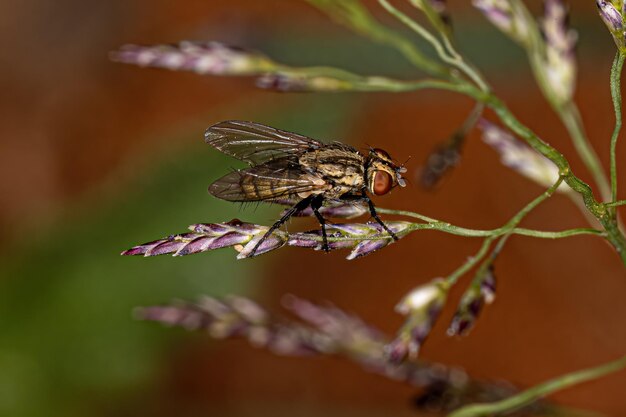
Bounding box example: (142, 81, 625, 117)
(205, 120, 323, 166)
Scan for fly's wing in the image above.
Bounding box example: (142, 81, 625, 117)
(209, 160, 327, 202)
(205, 120, 323, 166)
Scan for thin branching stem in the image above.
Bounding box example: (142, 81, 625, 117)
(514, 0, 611, 203)
(557, 102, 612, 203)
(446, 238, 494, 285)
(448, 354, 626, 417)
(304, 0, 451, 79)
(279, 223, 603, 243)
(606, 199, 626, 208)
(377, 0, 489, 91)
(610, 51, 626, 207)
(443, 178, 564, 285)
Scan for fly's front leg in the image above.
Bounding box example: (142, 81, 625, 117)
(362, 191, 398, 241)
(310, 194, 329, 252)
(250, 196, 313, 256)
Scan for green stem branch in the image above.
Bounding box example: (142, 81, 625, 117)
(610, 51, 626, 207)
(377, 0, 489, 91)
(606, 199, 626, 208)
(304, 0, 451, 78)
(448, 354, 626, 417)
(557, 102, 612, 202)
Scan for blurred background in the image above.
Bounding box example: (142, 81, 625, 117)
(1, 1, 626, 416)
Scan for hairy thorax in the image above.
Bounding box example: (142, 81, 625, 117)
(298, 145, 365, 199)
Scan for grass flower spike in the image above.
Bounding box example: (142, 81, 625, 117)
(386, 279, 449, 362)
(122, 220, 411, 260)
(596, 0, 626, 51)
(448, 266, 497, 336)
(541, 0, 577, 105)
(111, 41, 276, 75)
(473, 0, 533, 47)
(479, 119, 572, 193)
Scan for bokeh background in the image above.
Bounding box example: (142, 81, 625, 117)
(1, 1, 626, 416)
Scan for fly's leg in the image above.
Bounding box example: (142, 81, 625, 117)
(250, 196, 313, 257)
(362, 191, 398, 241)
(310, 195, 329, 252)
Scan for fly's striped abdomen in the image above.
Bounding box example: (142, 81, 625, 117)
(239, 169, 291, 200)
(208, 162, 328, 202)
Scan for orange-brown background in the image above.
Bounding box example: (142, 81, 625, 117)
(1, 1, 625, 416)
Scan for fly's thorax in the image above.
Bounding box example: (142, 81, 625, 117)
(298, 147, 365, 188)
(296, 174, 330, 198)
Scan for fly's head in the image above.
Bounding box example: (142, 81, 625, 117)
(365, 148, 407, 196)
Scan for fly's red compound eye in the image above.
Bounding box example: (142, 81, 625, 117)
(373, 170, 392, 195)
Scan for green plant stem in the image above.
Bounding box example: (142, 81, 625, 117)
(304, 0, 451, 79)
(446, 237, 494, 284)
(444, 178, 563, 284)
(517, 0, 612, 204)
(606, 199, 626, 207)
(478, 92, 626, 264)
(610, 51, 626, 207)
(448, 354, 626, 417)
(375, 207, 603, 240)
(558, 102, 612, 202)
(311, 223, 602, 242)
(491, 0, 612, 207)
(377, 0, 489, 92)
(271, 64, 453, 92)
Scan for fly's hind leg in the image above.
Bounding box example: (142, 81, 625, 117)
(310, 195, 329, 252)
(362, 191, 398, 241)
(250, 196, 313, 257)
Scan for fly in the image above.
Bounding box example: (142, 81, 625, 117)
(205, 120, 407, 256)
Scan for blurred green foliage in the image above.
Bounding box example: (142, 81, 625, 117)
(0, 95, 354, 417)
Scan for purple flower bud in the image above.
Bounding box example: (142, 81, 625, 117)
(329, 223, 377, 236)
(447, 266, 497, 336)
(287, 229, 355, 251)
(277, 200, 367, 219)
(479, 119, 571, 193)
(386, 279, 450, 362)
(256, 73, 308, 92)
(473, 0, 532, 47)
(135, 304, 207, 330)
(311, 203, 368, 219)
(286, 233, 322, 249)
(110, 41, 275, 76)
(342, 221, 411, 260)
(540, 0, 577, 104)
(120, 238, 164, 256)
(282, 295, 384, 347)
(236, 232, 286, 259)
(228, 296, 268, 324)
(597, 1, 626, 50)
(146, 239, 185, 256)
(597, 1, 623, 32)
(473, 0, 513, 32)
(428, 0, 451, 27)
(174, 236, 214, 256)
(256, 73, 349, 92)
(122, 220, 261, 257)
(346, 239, 390, 260)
